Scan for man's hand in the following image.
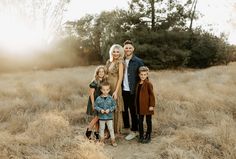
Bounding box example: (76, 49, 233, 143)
(101, 109, 105, 114)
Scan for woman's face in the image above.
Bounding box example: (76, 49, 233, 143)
(112, 48, 120, 60)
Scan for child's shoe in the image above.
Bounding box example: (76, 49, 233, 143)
(94, 132, 99, 140)
(143, 133, 151, 143)
(111, 139, 117, 147)
(85, 128, 92, 139)
(138, 135, 144, 143)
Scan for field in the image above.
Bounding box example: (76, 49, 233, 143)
(0, 63, 236, 159)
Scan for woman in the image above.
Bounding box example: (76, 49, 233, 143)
(105, 44, 124, 134)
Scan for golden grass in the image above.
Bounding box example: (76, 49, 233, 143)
(0, 63, 235, 158)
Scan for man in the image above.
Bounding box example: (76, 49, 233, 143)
(122, 40, 144, 140)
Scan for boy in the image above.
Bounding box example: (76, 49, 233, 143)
(136, 66, 155, 143)
(95, 81, 117, 147)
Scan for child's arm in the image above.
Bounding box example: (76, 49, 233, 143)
(110, 98, 117, 112)
(94, 98, 104, 113)
(105, 98, 116, 114)
(148, 82, 155, 111)
(89, 88, 95, 110)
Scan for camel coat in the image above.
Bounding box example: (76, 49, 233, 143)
(135, 79, 156, 115)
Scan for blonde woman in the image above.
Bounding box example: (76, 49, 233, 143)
(105, 44, 124, 135)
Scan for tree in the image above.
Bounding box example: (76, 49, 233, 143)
(0, 0, 70, 45)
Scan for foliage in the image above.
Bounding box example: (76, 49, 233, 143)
(60, 0, 233, 69)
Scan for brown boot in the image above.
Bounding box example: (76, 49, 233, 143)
(111, 139, 117, 147)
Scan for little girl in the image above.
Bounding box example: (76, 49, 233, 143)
(86, 65, 107, 139)
(136, 66, 155, 143)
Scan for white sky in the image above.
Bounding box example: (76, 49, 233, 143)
(64, 0, 236, 44)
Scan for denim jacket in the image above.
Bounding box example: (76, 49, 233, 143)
(125, 55, 144, 94)
(95, 95, 116, 120)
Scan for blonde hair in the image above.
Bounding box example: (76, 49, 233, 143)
(93, 65, 107, 82)
(139, 66, 149, 73)
(109, 44, 124, 62)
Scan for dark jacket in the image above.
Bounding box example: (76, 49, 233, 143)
(125, 55, 144, 94)
(135, 79, 155, 115)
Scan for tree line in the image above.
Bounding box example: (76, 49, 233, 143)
(59, 0, 236, 69)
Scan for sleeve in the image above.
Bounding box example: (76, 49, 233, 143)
(94, 97, 103, 112)
(89, 81, 97, 88)
(109, 98, 116, 112)
(148, 82, 156, 107)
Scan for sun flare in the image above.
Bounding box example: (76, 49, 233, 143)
(0, 15, 44, 55)
(0, 0, 65, 57)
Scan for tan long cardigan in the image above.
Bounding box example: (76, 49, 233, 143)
(135, 79, 156, 115)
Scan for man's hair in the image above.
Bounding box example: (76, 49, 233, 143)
(123, 40, 133, 46)
(100, 81, 110, 88)
(139, 66, 149, 73)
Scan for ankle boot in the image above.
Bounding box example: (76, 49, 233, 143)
(85, 128, 92, 139)
(138, 134, 144, 143)
(94, 132, 99, 140)
(143, 133, 151, 143)
(111, 139, 117, 147)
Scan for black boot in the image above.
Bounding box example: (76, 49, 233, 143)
(138, 134, 144, 143)
(85, 128, 92, 139)
(94, 132, 99, 140)
(143, 133, 151, 143)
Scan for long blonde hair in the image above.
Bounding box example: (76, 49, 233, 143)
(109, 44, 124, 62)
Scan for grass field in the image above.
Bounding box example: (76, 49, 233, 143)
(0, 63, 235, 159)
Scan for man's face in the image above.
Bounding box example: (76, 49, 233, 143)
(101, 85, 110, 96)
(124, 44, 134, 57)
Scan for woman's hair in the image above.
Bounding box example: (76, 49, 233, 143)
(139, 66, 149, 73)
(93, 65, 107, 82)
(109, 44, 124, 62)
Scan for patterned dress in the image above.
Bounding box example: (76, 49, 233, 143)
(106, 59, 124, 134)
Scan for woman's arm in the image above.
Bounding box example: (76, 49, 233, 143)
(112, 62, 124, 99)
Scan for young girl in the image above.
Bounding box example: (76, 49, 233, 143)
(86, 65, 107, 139)
(136, 66, 155, 143)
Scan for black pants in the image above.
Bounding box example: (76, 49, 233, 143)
(122, 91, 138, 131)
(139, 115, 152, 136)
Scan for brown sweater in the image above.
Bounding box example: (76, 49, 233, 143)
(135, 79, 156, 115)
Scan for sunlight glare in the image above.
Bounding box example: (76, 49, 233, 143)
(0, 0, 58, 57)
(0, 15, 44, 55)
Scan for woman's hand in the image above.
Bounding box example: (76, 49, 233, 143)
(112, 91, 118, 100)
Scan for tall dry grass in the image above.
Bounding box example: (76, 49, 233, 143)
(0, 62, 235, 158)
(152, 62, 236, 159)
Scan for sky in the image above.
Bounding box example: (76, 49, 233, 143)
(63, 0, 236, 45)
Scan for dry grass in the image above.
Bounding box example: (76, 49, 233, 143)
(0, 63, 236, 159)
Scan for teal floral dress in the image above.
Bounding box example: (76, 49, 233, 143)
(86, 80, 101, 116)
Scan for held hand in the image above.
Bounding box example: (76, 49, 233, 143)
(101, 109, 105, 114)
(149, 107, 154, 111)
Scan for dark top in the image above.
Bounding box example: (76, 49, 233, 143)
(86, 80, 101, 116)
